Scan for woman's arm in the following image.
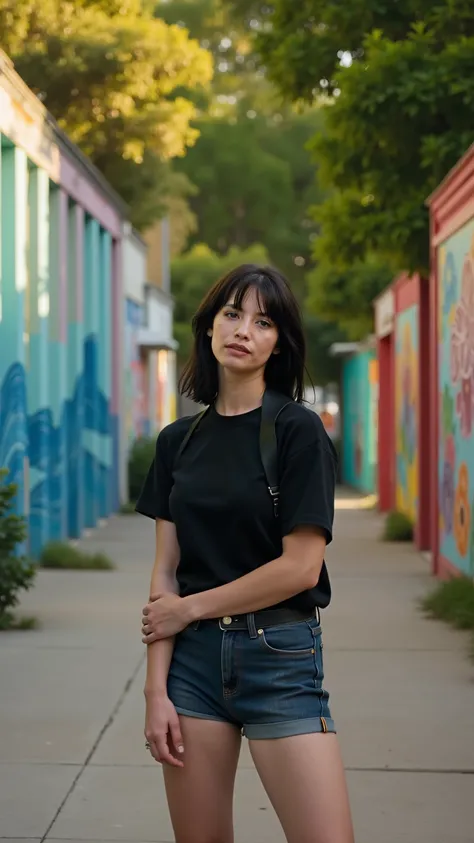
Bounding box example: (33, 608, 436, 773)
(141, 526, 327, 642)
(143, 519, 180, 697)
(186, 526, 327, 621)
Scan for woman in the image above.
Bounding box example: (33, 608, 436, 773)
(136, 264, 354, 843)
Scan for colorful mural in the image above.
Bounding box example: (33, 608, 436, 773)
(438, 221, 474, 575)
(0, 138, 119, 558)
(395, 305, 419, 523)
(341, 350, 378, 494)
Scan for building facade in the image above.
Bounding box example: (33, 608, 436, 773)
(371, 143, 474, 578)
(428, 145, 474, 578)
(0, 51, 127, 556)
(374, 274, 431, 550)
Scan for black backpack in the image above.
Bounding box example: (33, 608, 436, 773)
(174, 389, 291, 519)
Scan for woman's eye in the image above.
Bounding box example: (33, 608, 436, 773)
(225, 310, 238, 319)
(258, 320, 272, 328)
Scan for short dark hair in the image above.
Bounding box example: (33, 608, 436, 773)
(179, 264, 306, 406)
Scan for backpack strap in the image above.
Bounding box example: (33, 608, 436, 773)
(174, 406, 209, 464)
(260, 390, 292, 518)
(175, 390, 292, 519)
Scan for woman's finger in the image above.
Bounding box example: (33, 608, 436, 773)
(169, 716, 184, 757)
(142, 630, 158, 644)
(156, 733, 184, 768)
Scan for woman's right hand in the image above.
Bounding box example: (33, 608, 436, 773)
(144, 692, 184, 767)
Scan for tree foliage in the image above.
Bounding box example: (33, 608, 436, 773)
(227, 0, 474, 98)
(174, 109, 324, 296)
(306, 257, 394, 340)
(233, 0, 474, 334)
(1, 0, 213, 227)
(156, 0, 275, 112)
(310, 24, 474, 275)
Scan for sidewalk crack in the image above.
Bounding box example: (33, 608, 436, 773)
(40, 651, 145, 843)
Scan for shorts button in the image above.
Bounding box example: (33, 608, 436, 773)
(222, 616, 232, 625)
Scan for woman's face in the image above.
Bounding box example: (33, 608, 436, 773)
(208, 287, 279, 374)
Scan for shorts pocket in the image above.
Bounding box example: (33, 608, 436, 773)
(258, 620, 319, 657)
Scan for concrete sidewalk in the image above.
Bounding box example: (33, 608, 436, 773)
(1, 491, 473, 843)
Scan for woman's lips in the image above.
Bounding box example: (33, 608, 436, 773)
(225, 343, 250, 355)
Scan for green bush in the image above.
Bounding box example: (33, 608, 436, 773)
(0, 469, 36, 629)
(128, 436, 155, 501)
(40, 542, 115, 570)
(120, 500, 137, 514)
(382, 509, 414, 542)
(420, 576, 474, 631)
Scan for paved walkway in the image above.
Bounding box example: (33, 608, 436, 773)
(1, 490, 474, 843)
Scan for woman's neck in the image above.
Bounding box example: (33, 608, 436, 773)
(215, 371, 265, 416)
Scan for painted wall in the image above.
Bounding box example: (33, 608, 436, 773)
(395, 304, 419, 523)
(438, 221, 474, 576)
(0, 138, 118, 556)
(341, 350, 378, 493)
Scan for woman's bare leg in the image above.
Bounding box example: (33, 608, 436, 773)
(163, 716, 241, 843)
(250, 733, 354, 843)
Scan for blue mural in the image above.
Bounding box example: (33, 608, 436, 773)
(0, 336, 117, 558)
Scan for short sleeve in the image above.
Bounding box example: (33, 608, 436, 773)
(135, 433, 173, 521)
(279, 441, 336, 544)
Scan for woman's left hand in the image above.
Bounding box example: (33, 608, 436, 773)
(142, 594, 190, 643)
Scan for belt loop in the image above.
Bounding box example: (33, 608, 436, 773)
(246, 613, 258, 638)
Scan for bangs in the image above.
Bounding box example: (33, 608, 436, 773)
(219, 271, 286, 326)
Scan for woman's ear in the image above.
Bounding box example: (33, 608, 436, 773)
(207, 328, 213, 337)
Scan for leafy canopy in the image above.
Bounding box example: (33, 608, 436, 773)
(0, 0, 213, 227)
(232, 0, 474, 334)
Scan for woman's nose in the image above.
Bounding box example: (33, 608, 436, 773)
(235, 324, 250, 338)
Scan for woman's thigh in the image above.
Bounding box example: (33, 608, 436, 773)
(250, 733, 354, 843)
(164, 715, 242, 843)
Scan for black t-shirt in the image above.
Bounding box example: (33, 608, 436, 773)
(135, 401, 337, 611)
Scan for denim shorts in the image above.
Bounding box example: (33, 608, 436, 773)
(167, 612, 335, 740)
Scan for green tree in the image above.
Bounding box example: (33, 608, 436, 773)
(174, 110, 324, 295)
(310, 24, 474, 274)
(1, 0, 213, 228)
(156, 0, 275, 112)
(306, 256, 394, 340)
(227, 0, 474, 98)
(232, 1, 474, 332)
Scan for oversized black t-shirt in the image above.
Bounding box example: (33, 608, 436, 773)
(135, 401, 337, 611)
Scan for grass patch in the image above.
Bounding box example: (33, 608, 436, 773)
(382, 509, 413, 542)
(420, 576, 474, 660)
(40, 542, 115, 570)
(120, 500, 137, 514)
(0, 611, 39, 631)
(420, 576, 474, 630)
